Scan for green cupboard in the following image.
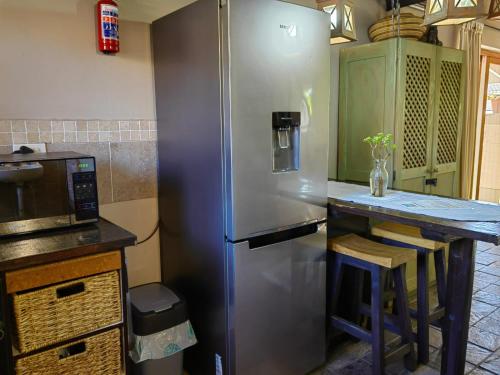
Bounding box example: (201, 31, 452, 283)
(338, 38, 466, 197)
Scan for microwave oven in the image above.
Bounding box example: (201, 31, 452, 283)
(0, 152, 99, 237)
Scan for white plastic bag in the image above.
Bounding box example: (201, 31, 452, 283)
(130, 320, 197, 363)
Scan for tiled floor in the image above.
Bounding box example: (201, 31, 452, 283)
(310, 241, 500, 375)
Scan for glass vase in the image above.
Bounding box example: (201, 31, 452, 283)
(370, 159, 388, 197)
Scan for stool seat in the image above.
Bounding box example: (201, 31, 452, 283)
(371, 222, 446, 251)
(328, 234, 416, 269)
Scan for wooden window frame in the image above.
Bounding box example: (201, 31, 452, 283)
(475, 49, 500, 200)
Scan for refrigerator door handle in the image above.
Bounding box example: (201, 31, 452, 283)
(247, 222, 321, 250)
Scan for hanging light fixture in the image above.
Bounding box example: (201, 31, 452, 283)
(317, 0, 357, 44)
(423, 0, 487, 26)
(489, 0, 500, 19)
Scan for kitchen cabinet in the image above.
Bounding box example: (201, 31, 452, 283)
(0, 219, 135, 375)
(338, 38, 466, 197)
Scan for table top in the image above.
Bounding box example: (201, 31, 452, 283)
(0, 218, 136, 272)
(328, 181, 500, 245)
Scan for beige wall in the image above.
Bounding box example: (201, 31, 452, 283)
(0, 1, 160, 287)
(0, 4, 155, 120)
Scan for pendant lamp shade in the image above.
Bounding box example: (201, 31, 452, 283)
(317, 0, 357, 44)
(423, 0, 487, 26)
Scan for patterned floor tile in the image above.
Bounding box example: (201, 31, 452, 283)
(468, 326, 500, 352)
(475, 272, 500, 285)
(479, 349, 500, 374)
(467, 343, 493, 365)
(474, 291, 500, 307)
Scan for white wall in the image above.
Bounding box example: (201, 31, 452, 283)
(0, 3, 155, 120)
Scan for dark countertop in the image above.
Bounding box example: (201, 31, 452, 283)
(0, 218, 136, 272)
(328, 181, 500, 245)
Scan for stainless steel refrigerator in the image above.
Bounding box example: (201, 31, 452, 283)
(153, 1, 330, 374)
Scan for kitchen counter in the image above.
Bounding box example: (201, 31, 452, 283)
(0, 218, 136, 272)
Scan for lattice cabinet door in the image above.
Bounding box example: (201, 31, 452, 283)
(394, 40, 436, 194)
(429, 47, 465, 198)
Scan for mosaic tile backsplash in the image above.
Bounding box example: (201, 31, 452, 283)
(0, 120, 158, 205)
(0, 120, 157, 145)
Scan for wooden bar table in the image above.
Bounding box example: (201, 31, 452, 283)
(328, 181, 500, 375)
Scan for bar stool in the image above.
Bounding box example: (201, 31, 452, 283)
(371, 222, 447, 364)
(328, 234, 417, 375)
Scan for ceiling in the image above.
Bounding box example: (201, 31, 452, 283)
(0, 0, 497, 26)
(0, 0, 197, 23)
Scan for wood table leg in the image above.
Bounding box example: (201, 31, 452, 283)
(440, 238, 475, 375)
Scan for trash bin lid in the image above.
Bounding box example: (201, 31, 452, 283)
(130, 283, 180, 313)
(130, 283, 188, 335)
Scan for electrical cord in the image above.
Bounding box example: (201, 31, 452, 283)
(136, 221, 160, 245)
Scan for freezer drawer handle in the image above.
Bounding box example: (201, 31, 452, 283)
(248, 223, 319, 249)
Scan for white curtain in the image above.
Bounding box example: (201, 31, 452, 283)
(457, 21, 483, 199)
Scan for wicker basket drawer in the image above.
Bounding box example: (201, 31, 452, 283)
(16, 328, 122, 375)
(13, 271, 122, 353)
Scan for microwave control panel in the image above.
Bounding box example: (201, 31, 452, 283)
(67, 158, 99, 222)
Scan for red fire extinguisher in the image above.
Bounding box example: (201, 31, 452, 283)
(97, 0, 119, 54)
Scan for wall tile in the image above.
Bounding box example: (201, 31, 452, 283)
(110, 131, 120, 142)
(119, 121, 130, 130)
(140, 130, 149, 141)
(0, 133, 12, 145)
(140, 121, 149, 131)
(99, 131, 111, 142)
(120, 130, 131, 141)
(88, 121, 99, 131)
(64, 132, 76, 143)
(27, 132, 39, 143)
(53, 132, 64, 143)
(76, 131, 89, 143)
(38, 120, 51, 131)
(40, 131, 52, 143)
(0, 120, 11, 132)
(88, 132, 99, 142)
(63, 121, 77, 131)
(47, 143, 113, 204)
(52, 121, 64, 132)
(0, 146, 11, 154)
(12, 120, 26, 132)
(110, 141, 158, 202)
(130, 121, 141, 130)
(99, 120, 119, 131)
(12, 132, 27, 144)
(149, 121, 157, 130)
(26, 120, 38, 132)
(130, 130, 141, 141)
(76, 121, 88, 131)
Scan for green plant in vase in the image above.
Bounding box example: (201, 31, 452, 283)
(363, 133, 396, 197)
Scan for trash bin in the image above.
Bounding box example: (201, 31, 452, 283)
(129, 283, 197, 375)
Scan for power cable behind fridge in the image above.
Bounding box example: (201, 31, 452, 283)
(136, 221, 160, 245)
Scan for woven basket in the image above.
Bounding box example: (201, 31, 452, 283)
(369, 13, 426, 42)
(16, 328, 122, 375)
(13, 271, 122, 353)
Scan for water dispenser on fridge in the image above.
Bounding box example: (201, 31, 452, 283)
(272, 112, 301, 173)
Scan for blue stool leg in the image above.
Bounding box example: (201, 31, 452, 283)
(417, 248, 430, 364)
(371, 264, 384, 375)
(394, 264, 417, 371)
